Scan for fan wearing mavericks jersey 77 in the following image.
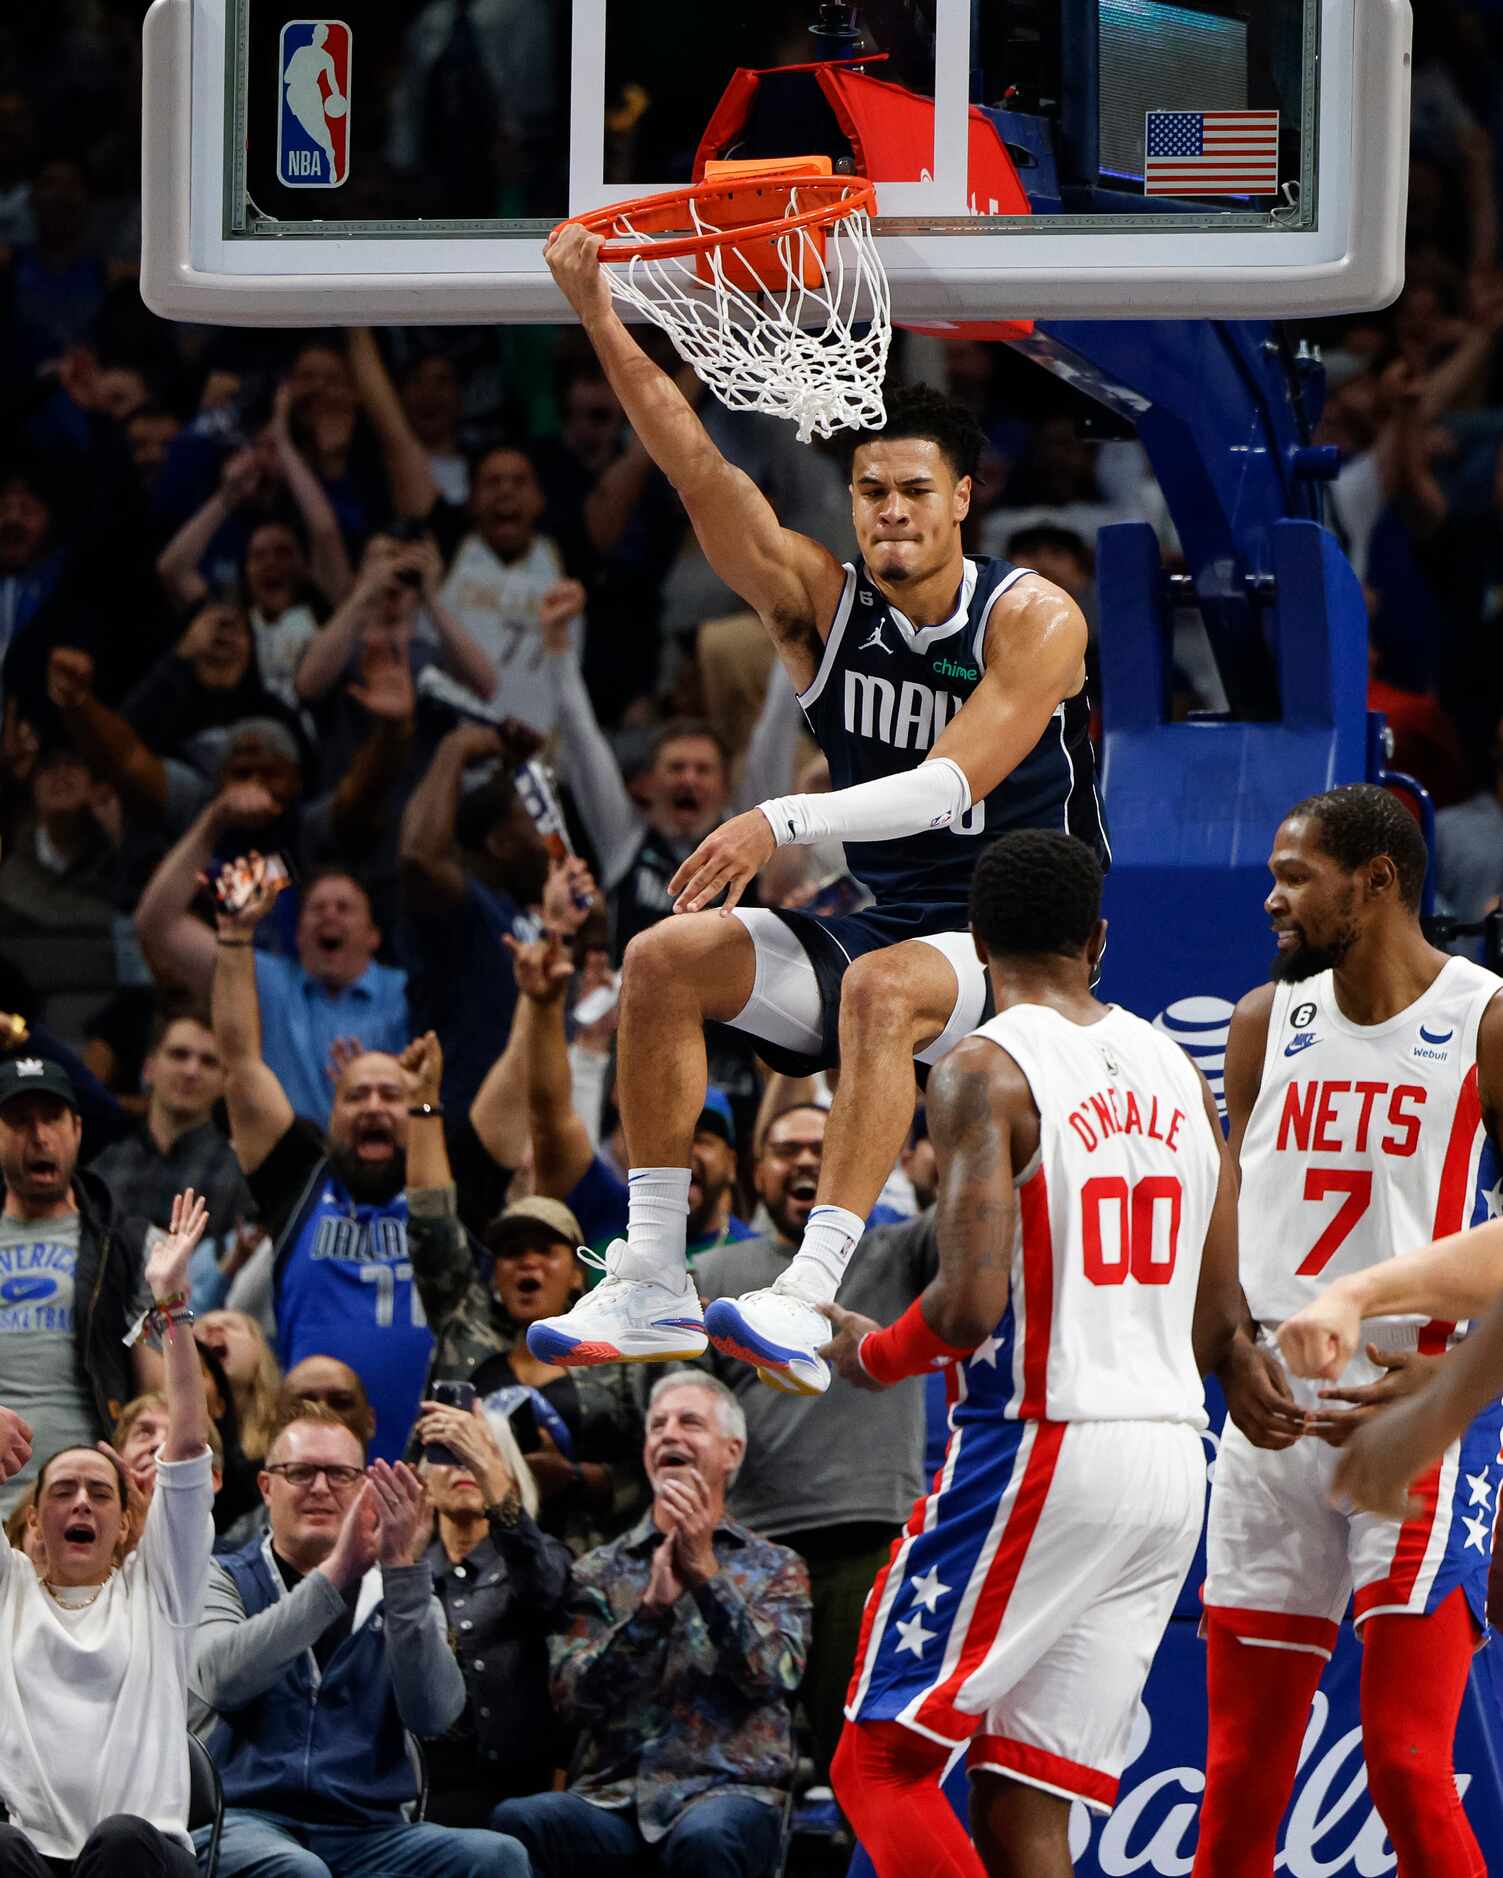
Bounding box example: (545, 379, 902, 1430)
(212, 880, 433, 1467)
(1196, 786, 1503, 1878)
(530, 222, 1107, 1402)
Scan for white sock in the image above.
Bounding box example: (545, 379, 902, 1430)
(617, 1167, 691, 1284)
(781, 1205, 866, 1304)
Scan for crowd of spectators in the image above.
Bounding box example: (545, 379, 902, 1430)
(3, 3, 1503, 1873)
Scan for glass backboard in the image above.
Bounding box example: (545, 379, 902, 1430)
(141, 0, 1411, 325)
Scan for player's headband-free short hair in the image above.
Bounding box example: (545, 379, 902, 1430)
(840, 381, 987, 485)
(1286, 783, 1429, 910)
(970, 830, 1104, 959)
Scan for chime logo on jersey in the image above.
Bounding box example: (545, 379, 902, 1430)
(277, 20, 351, 189)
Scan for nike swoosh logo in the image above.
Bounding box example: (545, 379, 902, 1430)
(1419, 1026, 1454, 1046)
(1284, 1037, 1318, 1056)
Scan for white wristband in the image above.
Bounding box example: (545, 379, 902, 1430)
(758, 757, 972, 849)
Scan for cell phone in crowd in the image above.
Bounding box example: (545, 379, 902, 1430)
(212, 852, 292, 916)
(422, 1379, 477, 1467)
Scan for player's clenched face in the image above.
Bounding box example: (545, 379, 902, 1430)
(1265, 815, 1364, 983)
(850, 438, 971, 589)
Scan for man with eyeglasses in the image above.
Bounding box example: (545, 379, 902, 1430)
(189, 1400, 529, 1877)
(688, 1103, 940, 1781)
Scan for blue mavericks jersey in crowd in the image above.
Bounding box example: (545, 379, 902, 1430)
(798, 556, 1107, 904)
(275, 1181, 430, 1464)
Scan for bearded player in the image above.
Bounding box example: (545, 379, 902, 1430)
(1194, 784, 1503, 1878)
(530, 223, 1106, 1396)
(819, 832, 1239, 1878)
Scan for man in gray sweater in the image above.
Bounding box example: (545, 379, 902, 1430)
(691, 1103, 937, 1778)
(189, 1400, 528, 1877)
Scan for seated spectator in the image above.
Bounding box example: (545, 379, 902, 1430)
(694, 1104, 938, 1777)
(0, 1189, 215, 1878)
(0, 742, 122, 1047)
(91, 1001, 261, 1309)
(190, 1401, 528, 1877)
(141, 849, 410, 1128)
(209, 872, 430, 1461)
(1436, 711, 1503, 960)
(114, 1388, 225, 1507)
(411, 1393, 573, 1824)
(503, 934, 752, 1261)
(279, 1355, 377, 1450)
(490, 1374, 808, 1877)
(405, 1031, 646, 1554)
(196, 1311, 283, 1463)
(0, 1056, 160, 1519)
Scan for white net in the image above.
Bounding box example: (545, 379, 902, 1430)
(598, 184, 891, 445)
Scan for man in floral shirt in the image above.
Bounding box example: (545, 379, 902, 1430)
(489, 1373, 809, 1875)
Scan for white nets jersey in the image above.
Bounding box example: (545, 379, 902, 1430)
(1239, 957, 1503, 1339)
(959, 1003, 1221, 1429)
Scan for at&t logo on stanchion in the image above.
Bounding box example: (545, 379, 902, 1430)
(277, 20, 351, 188)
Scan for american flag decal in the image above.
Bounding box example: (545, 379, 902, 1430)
(1143, 110, 1280, 198)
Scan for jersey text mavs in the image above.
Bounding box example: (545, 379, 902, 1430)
(798, 556, 1106, 904)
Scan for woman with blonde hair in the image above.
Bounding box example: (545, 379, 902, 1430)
(412, 1396, 573, 1826)
(194, 1310, 282, 1460)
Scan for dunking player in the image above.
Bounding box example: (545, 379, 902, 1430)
(530, 224, 1106, 1393)
(818, 832, 1239, 1878)
(1194, 785, 1503, 1878)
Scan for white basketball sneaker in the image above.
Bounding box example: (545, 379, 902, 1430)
(526, 1244, 707, 1366)
(703, 1282, 831, 1396)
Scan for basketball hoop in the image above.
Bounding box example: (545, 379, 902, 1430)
(565, 160, 890, 445)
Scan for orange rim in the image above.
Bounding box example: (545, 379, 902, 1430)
(563, 174, 875, 264)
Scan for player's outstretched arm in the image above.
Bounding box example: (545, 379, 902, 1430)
(545, 223, 844, 678)
(1278, 1219, 1503, 1382)
(1333, 1286, 1503, 1518)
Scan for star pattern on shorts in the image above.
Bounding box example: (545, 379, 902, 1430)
(1466, 1469, 1493, 1510)
(1463, 1510, 1491, 1553)
(970, 1335, 1003, 1369)
(908, 1565, 951, 1614)
(895, 1611, 936, 1658)
(1485, 1179, 1503, 1222)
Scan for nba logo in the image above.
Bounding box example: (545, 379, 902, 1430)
(277, 20, 351, 189)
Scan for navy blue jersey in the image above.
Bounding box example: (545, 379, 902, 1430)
(798, 556, 1107, 905)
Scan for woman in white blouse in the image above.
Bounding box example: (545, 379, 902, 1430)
(0, 1189, 215, 1877)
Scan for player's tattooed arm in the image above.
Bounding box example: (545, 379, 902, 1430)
(920, 1037, 1032, 1348)
(544, 223, 847, 690)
